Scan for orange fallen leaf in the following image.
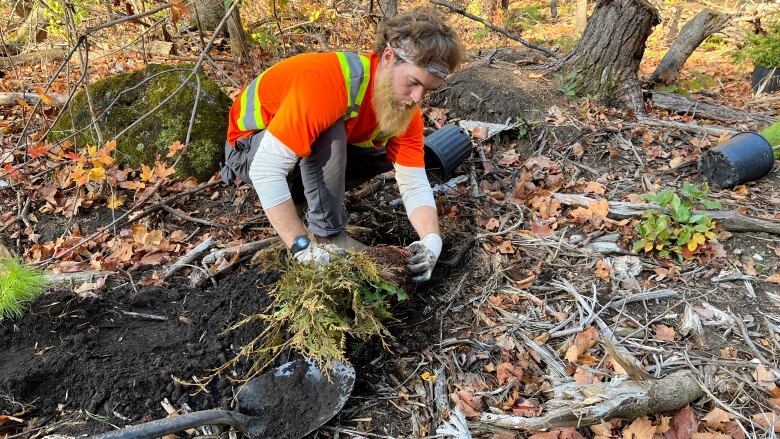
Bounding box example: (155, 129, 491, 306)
(582, 181, 606, 195)
(452, 388, 482, 418)
(564, 326, 598, 363)
(496, 362, 523, 386)
(529, 428, 584, 439)
(767, 274, 780, 284)
(702, 407, 731, 427)
(667, 405, 698, 439)
(167, 140, 185, 157)
(754, 363, 777, 392)
(485, 217, 500, 231)
(594, 259, 612, 282)
(33, 86, 54, 106)
(498, 240, 515, 254)
(653, 324, 676, 341)
(623, 417, 654, 439)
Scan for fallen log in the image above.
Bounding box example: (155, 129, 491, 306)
(554, 192, 780, 235)
(0, 92, 67, 107)
(634, 116, 736, 137)
(650, 91, 774, 125)
(0, 48, 66, 68)
(163, 236, 215, 280)
(476, 370, 704, 431)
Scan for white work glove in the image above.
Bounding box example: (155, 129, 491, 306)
(293, 243, 346, 266)
(406, 233, 443, 283)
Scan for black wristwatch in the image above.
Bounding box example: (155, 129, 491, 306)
(290, 234, 311, 255)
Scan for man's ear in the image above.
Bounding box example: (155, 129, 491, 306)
(381, 46, 395, 64)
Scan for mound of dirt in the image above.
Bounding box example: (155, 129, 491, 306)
(429, 56, 562, 124)
(0, 268, 278, 433)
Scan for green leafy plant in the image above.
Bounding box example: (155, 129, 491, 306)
(633, 183, 721, 259)
(0, 258, 47, 320)
(555, 70, 578, 98)
(655, 72, 717, 95)
(760, 120, 780, 159)
(504, 4, 546, 32)
(733, 22, 780, 67)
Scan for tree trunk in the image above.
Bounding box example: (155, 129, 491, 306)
(650, 9, 730, 84)
(227, 3, 249, 64)
(550, 0, 559, 19)
(552, 0, 660, 111)
(8, 1, 47, 45)
(188, 0, 225, 31)
(575, 0, 588, 33)
(664, 5, 682, 42)
(380, 0, 398, 16)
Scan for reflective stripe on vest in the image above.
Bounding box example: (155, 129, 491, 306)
(236, 72, 267, 132)
(336, 52, 371, 119)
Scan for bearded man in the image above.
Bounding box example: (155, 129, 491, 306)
(220, 8, 462, 282)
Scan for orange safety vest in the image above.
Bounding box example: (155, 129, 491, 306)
(226, 52, 425, 168)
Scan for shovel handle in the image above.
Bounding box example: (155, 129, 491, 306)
(89, 410, 253, 439)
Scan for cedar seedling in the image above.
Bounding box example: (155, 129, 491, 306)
(0, 258, 47, 320)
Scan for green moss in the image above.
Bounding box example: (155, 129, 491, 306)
(760, 120, 780, 159)
(50, 64, 232, 181)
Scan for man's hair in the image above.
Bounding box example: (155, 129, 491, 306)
(375, 7, 463, 74)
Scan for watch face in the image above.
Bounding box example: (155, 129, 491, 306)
(296, 236, 309, 247)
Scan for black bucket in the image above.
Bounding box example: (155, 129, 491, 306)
(698, 132, 775, 189)
(423, 124, 472, 180)
(751, 66, 780, 93)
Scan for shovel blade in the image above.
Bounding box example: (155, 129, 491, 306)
(237, 359, 355, 439)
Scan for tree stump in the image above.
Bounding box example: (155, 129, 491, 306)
(650, 9, 731, 84)
(551, 0, 660, 111)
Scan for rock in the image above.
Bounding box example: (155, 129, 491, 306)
(49, 64, 232, 182)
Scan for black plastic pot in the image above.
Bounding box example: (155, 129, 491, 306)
(423, 124, 472, 180)
(751, 66, 780, 93)
(698, 132, 775, 189)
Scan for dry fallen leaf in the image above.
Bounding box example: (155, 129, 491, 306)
(754, 363, 777, 392)
(529, 428, 584, 439)
(702, 407, 731, 427)
(485, 217, 501, 232)
(452, 388, 482, 419)
(623, 417, 655, 439)
(590, 423, 611, 439)
(498, 240, 515, 254)
(653, 324, 676, 341)
(594, 259, 613, 282)
(666, 405, 698, 439)
(167, 140, 185, 157)
(690, 432, 732, 438)
(752, 412, 780, 432)
(582, 181, 606, 195)
(767, 274, 780, 284)
(496, 362, 523, 386)
(565, 326, 599, 363)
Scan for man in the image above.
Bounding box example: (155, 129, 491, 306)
(221, 8, 462, 282)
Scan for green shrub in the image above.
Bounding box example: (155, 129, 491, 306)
(0, 258, 47, 320)
(760, 121, 780, 158)
(734, 22, 780, 67)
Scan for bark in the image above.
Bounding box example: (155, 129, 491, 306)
(554, 192, 780, 235)
(664, 5, 682, 42)
(380, 0, 398, 16)
(650, 9, 730, 84)
(226, 4, 249, 64)
(476, 370, 704, 431)
(0, 92, 67, 106)
(650, 90, 774, 124)
(552, 0, 660, 110)
(550, 0, 559, 18)
(188, 0, 225, 31)
(0, 48, 66, 68)
(575, 0, 588, 33)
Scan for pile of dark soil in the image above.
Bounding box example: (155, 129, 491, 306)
(0, 268, 279, 433)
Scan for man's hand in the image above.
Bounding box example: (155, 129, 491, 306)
(406, 233, 443, 282)
(293, 243, 346, 266)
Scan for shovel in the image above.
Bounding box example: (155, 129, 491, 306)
(89, 359, 355, 439)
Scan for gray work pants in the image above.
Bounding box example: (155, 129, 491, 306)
(221, 121, 392, 237)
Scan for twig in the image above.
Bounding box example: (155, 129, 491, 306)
(163, 237, 216, 279)
(608, 289, 679, 309)
(201, 237, 281, 265)
(732, 312, 772, 367)
(84, 3, 173, 34)
(120, 310, 168, 321)
(429, 0, 558, 59)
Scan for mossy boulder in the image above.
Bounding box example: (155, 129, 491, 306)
(49, 64, 232, 181)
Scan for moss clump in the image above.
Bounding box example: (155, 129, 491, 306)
(217, 252, 406, 380)
(49, 64, 232, 181)
(0, 258, 47, 320)
(760, 121, 780, 159)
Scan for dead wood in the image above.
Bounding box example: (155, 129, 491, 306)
(429, 0, 558, 59)
(554, 193, 780, 235)
(201, 236, 281, 265)
(162, 236, 215, 279)
(649, 91, 773, 125)
(45, 271, 116, 288)
(0, 48, 66, 68)
(0, 92, 67, 107)
(476, 370, 704, 430)
(650, 10, 731, 84)
(634, 116, 736, 137)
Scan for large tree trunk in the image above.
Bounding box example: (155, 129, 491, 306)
(380, 0, 398, 16)
(189, 0, 225, 31)
(552, 0, 660, 110)
(550, 0, 559, 19)
(650, 9, 730, 84)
